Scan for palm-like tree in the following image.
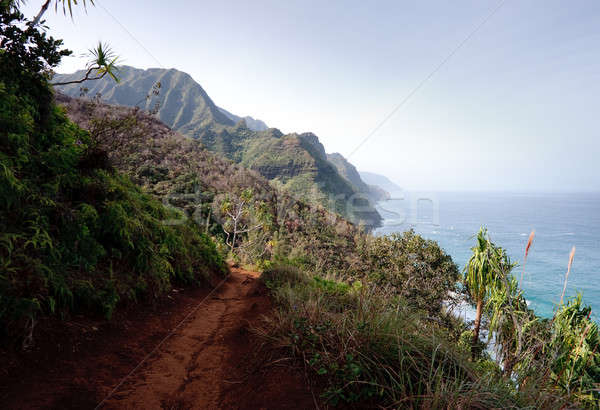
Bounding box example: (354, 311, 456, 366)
(52, 42, 120, 85)
(487, 273, 532, 377)
(4, 1, 94, 25)
(464, 227, 509, 358)
(26, 0, 95, 27)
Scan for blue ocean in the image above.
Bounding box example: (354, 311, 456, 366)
(375, 192, 600, 320)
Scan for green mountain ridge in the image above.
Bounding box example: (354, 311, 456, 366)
(54, 66, 383, 227)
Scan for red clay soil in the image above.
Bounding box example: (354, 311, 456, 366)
(1, 268, 317, 409)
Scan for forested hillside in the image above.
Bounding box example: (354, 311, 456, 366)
(54, 66, 383, 227)
(57, 95, 600, 408)
(56, 93, 378, 271)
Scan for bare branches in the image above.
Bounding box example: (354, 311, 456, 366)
(218, 190, 265, 257)
(222, 198, 262, 252)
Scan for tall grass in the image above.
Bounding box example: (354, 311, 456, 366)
(257, 265, 574, 408)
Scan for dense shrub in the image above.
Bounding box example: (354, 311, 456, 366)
(0, 85, 226, 334)
(58, 96, 465, 323)
(355, 231, 460, 315)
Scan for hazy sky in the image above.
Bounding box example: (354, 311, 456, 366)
(24, 0, 600, 192)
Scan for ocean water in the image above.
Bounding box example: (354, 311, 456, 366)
(375, 192, 600, 320)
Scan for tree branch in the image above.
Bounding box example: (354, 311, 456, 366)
(51, 66, 107, 86)
(235, 224, 263, 234)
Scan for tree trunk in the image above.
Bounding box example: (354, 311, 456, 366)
(31, 0, 52, 27)
(231, 209, 238, 253)
(231, 223, 236, 252)
(503, 355, 515, 378)
(472, 298, 483, 359)
(205, 208, 211, 234)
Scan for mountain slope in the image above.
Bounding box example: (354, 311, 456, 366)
(149, 116, 382, 226)
(327, 153, 390, 202)
(360, 171, 403, 196)
(55, 66, 381, 227)
(54, 66, 270, 132)
(54, 66, 235, 130)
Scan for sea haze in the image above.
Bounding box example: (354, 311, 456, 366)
(375, 191, 600, 319)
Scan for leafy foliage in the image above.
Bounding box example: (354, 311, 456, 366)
(548, 295, 600, 405)
(0, 5, 70, 114)
(463, 227, 515, 356)
(259, 224, 600, 408)
(51, 42, 120, 86)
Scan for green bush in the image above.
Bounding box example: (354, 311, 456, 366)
(356, 231, 460, 315)
(263, 277, 508, 408)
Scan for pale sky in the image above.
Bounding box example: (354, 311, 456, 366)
(24, 0, 600, 192)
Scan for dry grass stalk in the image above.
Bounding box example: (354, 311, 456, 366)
(520, 230, 535, 286)
(559, 246, 576, 305)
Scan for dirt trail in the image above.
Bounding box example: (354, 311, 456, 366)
(2, 268, 315, 409)
(101, 267, 314, 409)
